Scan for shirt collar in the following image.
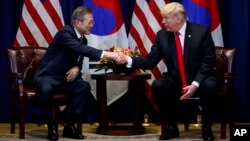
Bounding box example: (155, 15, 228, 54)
(178, 22, 187, 36)
(74, 28, 82, 39)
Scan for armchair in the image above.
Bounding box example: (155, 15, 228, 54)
(182, 47, 236, 139)
(7, 47, 82, 139)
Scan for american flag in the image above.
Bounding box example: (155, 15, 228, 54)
(128, 0, 169, 110)
(13, 0, 64, 47)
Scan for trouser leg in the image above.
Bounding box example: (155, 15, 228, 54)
(36, 80, 54, 121)
(151, 76, 179, 126)
(199, 76, 219, 127)
(65, 78, 91, 124)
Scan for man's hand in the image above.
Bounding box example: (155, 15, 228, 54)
(66, 66, 80, 82)
(103, 51, 127, 64)
(180, 84, 198, 100)
(114, 52, 127, 64)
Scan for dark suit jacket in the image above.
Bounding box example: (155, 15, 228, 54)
(132, 22, 216, 85)
(34, 25, 102, 85)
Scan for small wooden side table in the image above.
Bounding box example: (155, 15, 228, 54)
(91, 73, 151, 135)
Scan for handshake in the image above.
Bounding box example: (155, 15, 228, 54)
(112, 52, 128, 64)
(102, 46, 140, 66)
(103, 50, 129, 64)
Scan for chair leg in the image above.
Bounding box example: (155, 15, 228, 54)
(184, 122, 189, 131)
(182, 103, 190, 131)
(161, 122, 166, 135)
(10, 95, 16, 134)
(77, 119, 82, 133)
(10, 121, 15, 134)
(221, 123, 226, 139)
(19, 97, 25, 139)
(52, 105, 58, 132)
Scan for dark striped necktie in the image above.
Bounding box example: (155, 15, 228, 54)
(79, 37, 83, 44)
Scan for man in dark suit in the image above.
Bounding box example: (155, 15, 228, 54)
(123, 2, 219, 140)
(34, 6, 123, 140)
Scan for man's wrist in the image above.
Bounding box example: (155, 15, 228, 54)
(126, 56, 132, 68)
(191, 81, 199, 88)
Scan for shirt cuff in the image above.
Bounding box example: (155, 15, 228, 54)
(100, 51, 104, 58)
(192, 81, 199, 88)
(126, 56, 132, 68)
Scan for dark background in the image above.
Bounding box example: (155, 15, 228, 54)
(0, 0, 249, 122)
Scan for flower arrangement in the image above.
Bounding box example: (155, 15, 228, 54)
(95, 46, 140, 74)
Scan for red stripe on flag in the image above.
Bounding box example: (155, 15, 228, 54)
(14, 0, 64, 48)
(148, 0, 162, 26)
(18, 17, 39, 47)
(129, 1, 169, 111)
(13, 39, 21, 48)
(130, 25, 149, 56)
(134, 3, 156, 43)
(25, 0, 53, 44)
(130, 24, 162, 82)
(44, 0, 63, 30)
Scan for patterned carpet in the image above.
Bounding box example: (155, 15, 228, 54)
(0, 123, 229, 141)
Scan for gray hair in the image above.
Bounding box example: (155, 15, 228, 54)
(160, 2, 187, 21)
(71, 6, 93, 25)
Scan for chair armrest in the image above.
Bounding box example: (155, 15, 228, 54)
(220, 72, 236, 84)
(222, 72, 236, 79)
(7, 72, 24, 78)
(219, 72, 236, 97)
(7, 72, 25, 97)
(219, 72, 236, 81)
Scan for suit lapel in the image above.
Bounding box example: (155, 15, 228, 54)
(184, 23, 192, 67)
(167, 32, 179, 69)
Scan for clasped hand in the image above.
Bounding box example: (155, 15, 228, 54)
(113, 52, 127, 64)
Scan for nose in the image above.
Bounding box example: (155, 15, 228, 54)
(162, 20, 167, 26)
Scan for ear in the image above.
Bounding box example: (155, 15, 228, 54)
(75, 19, 83, 28)
(176, 17, 182, 23)
(75, 19, 81, 25)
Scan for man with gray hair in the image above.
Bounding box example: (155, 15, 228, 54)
(34, 6, 125, 140)
(123, 2, 218, 140)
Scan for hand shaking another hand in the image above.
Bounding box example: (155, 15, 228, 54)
(114, 52, 127, 64)
(103, 51, 128, 64)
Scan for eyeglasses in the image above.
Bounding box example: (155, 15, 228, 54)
(84, 20, 95, 26)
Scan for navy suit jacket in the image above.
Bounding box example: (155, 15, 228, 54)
(34, 25, 102, 85)
(132, 22, 216, 85)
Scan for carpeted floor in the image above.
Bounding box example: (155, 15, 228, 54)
(0, 123, 229, 141)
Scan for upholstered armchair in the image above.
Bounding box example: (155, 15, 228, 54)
(7, 47, 82, 139)
(182, 47, 236, 139)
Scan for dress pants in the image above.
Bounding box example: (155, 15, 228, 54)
(151, 75, 219, 126)
(35, 77, 91, 122)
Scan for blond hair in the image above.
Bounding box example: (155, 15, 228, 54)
(160, 2, 187, 21)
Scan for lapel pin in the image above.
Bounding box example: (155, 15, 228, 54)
(188, 34, 191, 38)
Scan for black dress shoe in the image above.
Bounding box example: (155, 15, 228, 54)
(159, 125, 179, 140)
(47, 124, 58, 141)
(63, 124, 84, 139)
(202, 127, 214, 140)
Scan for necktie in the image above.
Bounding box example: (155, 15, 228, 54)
(79, 37, 83, 44)
(174, 32, 187, 94)
(78, 37, 84, 62)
